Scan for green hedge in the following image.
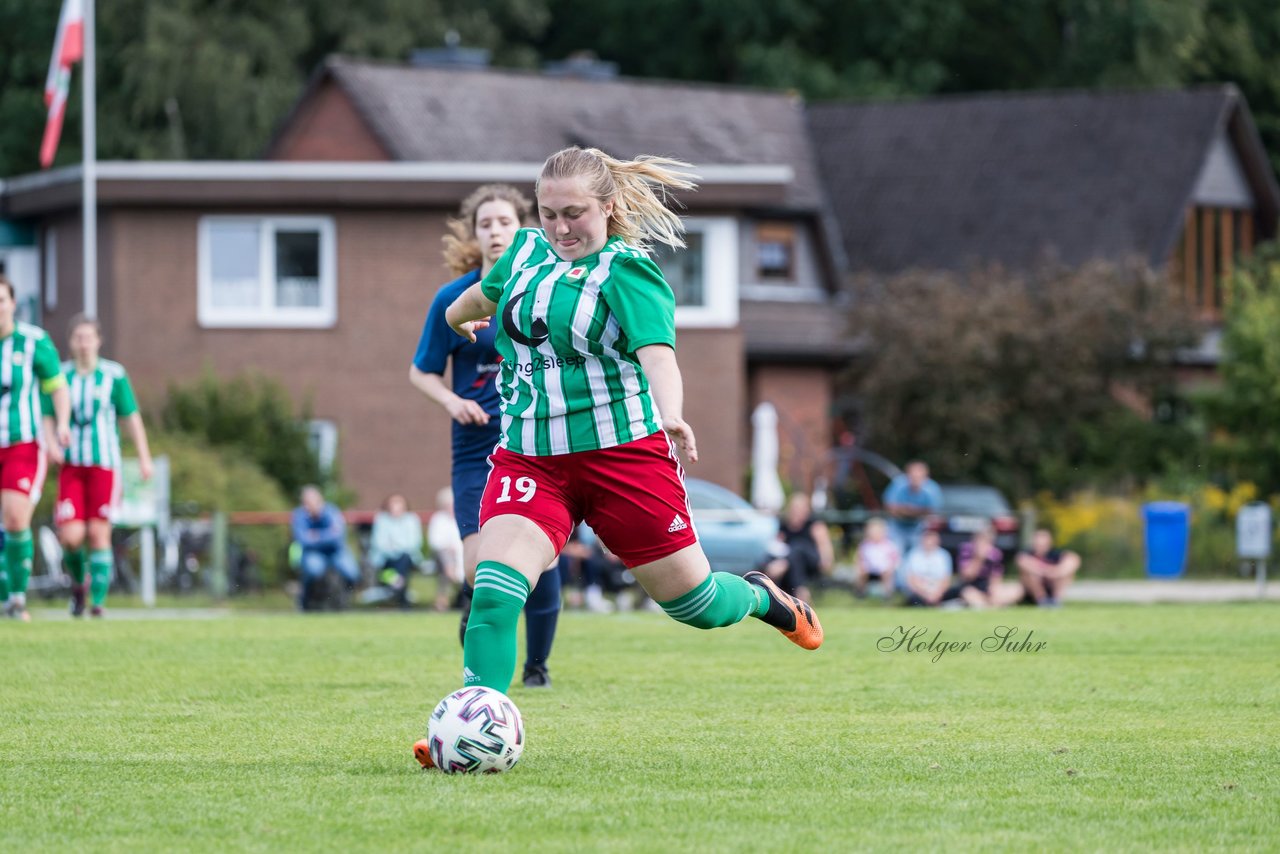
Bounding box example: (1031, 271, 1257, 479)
(1035, 481, 1265, 578)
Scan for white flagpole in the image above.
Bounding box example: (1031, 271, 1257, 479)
(82, 0, 97, 319)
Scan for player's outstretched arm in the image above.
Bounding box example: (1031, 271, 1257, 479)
(444, 284, 498, 342)
(125, 412, 154, 481)
(636, 344, 697, 463)
(41, 415, 64, 465)
(49, 383, 71, 448)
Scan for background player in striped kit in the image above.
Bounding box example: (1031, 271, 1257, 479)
(49, 314, 152, 617)
(443, 147, 823, 698)
(410, 184, 562, 689)
(0, 274, 70, 621)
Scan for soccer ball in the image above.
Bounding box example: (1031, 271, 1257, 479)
(426, 686, 525, 773)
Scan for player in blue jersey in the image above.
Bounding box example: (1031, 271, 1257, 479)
(410, 184, 562, 689)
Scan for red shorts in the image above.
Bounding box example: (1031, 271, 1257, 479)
(0, 441, 46, 498)
(478, 431, 699, 568)
(56, 464, 120, 523)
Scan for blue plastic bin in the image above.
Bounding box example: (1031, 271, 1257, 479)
(1143, 501, 1190, 579)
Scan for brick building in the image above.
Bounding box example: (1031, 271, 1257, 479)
(0, 57, 850, 506)
(5, 66, 1274, 510)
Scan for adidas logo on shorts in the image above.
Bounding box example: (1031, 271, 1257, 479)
(668, 514, 688, 533)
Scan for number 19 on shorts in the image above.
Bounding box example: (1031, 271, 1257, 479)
(496, 476, 537, 503)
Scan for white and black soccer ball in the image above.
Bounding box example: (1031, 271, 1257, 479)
(427, 687, 525, 774)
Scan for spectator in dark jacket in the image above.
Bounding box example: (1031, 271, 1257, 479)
(1016, 528, 1081, 607)
(943, 526, 1022, 608)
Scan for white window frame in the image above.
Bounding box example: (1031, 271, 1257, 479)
(43, 226, 57, 312)
(197, 215, 337, 328)
(670, 216, 739, 329)
(307, 419, 339, 474)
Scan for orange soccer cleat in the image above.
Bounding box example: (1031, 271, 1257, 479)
(743, 571, 824, 650)
(413, 739, 436, 770)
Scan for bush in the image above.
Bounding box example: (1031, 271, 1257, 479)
(151, 431, 291, 514)
(158, 370, 325, 498)
(1035, 481, 1265, 579)
(841, 259, 1199, 499)
(1200, 241, 1280, 493)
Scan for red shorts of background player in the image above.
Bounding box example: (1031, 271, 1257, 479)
(0, 441, 46, 498)
(56, 464, 120, 523)
(478, 430, 699, 568)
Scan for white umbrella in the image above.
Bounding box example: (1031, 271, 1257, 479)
(750, 402, 786, 513)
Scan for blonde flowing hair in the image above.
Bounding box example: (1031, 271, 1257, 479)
(442, 184, 533, 276)
(536, 147, 698, 252)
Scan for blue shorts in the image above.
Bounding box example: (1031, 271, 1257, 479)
(452, 422, 500, 539)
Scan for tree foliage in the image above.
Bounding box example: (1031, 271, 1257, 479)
(536, 0, 1280, 176)
(158, 371, 326, 500)
(841, 261, 1199, 499)
(1201, 242, 1280, 492)
(150, 430, 291, 514)
(1, 1, 1278, 177)
(0, 0, 550, 174)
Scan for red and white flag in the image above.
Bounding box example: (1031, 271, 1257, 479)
(40, 0, 85, 169)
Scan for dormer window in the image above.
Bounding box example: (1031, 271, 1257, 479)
(755, 222, 796, 280)
(649, 217, 738, 328)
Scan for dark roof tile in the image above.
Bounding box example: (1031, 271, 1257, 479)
(326, 57, 823, 211)
(808, 87, 1273, 273)
(739, 298, 859, 361)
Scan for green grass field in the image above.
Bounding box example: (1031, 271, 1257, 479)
(3, 602, 1277, 852)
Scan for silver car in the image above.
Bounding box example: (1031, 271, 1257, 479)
(684, 478, 780, 575)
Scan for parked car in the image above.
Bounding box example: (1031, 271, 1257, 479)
(925, 484, 1021, 559)
(685, 478, 779, 575)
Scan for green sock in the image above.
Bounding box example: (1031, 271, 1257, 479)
(659, 572, 764, 629)
(66, 548, 87, 585)
(89, 549, 112, 607)
(0, 566, 8, 601)
(4, 529, 33, 596)
(462, 561, 530, 691)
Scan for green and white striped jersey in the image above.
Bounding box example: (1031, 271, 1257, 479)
(59, 359, 139, 469)
(0, 322, 65, 448)
(480, 228, 677, 456)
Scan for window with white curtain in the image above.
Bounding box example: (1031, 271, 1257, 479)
(198, 216, 336, 328)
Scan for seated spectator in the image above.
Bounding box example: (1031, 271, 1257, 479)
(581, 528, 627, 613)
(854, 517, 901, 599)
(776, 492, 834, 603)
(755, 537, 793, 597)
(598, 541, 662, 613)
(901, 529, 953, 607)
(557, 522, 594, 609)
(944, 526, 1021, 609)
(1016, 528, 1080, 607)
(291, 485, 360, 611)
(427, 488, 465, 611)
(368, 493, 424, 609)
